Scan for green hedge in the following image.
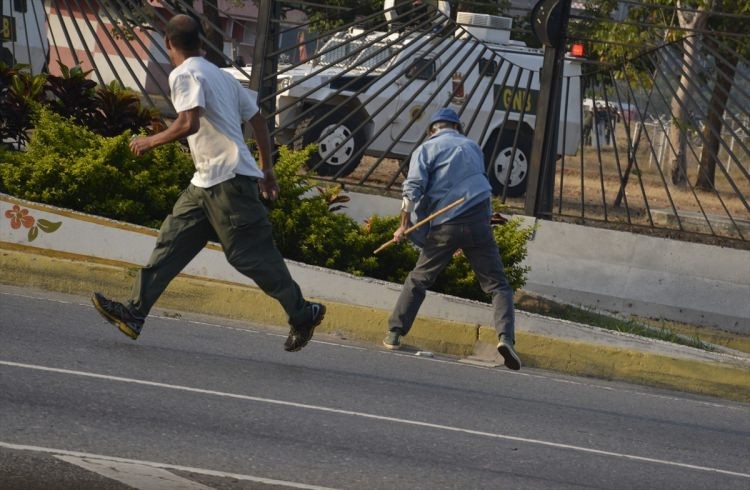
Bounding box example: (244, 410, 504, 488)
(0, 109, 193, 228)
(0, 109, 533, 298)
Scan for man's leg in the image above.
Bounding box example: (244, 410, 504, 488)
(128, 185, 213, 317)
(205, 177, 308, 325)
(462, 221, 521, 370)
(93, 185, 212, 339)
(462, 221, 515, 341)
(388, 225, 456, 336)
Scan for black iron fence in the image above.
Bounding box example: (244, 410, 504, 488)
(2, 0, 748, 246)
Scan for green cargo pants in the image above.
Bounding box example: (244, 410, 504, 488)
(127, 175, 308, 325)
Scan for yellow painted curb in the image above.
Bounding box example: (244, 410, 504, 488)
(478, 326, 750, 403)
(2, 245, 748, 403)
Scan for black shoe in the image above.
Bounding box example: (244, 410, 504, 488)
(497, 339, 521, 371)
(91, 292, 144, 340)
(285, 303, 326, 352)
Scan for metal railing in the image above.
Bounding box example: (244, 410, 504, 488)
(3, 0, 748, 247)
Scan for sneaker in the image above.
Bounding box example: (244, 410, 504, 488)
(285, 302, 326, 352)
(383, 330, 403, 350)
(497, 338, 521, 371)
(91, 292, 144, 340)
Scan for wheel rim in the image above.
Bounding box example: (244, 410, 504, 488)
(318, 123, 355, 166)
(493, 146, 528, 187)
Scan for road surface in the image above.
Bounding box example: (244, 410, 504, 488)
(1, 285, 748, 489)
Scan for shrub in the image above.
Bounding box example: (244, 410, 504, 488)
(90, 80, 161, 137)
(269, 144, 368, 272)
(2, 62, 160, 146)
(0, 63, 47, 149)
(0, 109, 192, 227)
(45, 63, 99, 127)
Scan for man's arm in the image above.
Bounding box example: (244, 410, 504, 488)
(392, 207, 412, 242)
(129, 108, 200, 156)
(393, 147, 428, 241)
(249, 112, 279, 201)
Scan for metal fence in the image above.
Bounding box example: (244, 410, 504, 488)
(2, 0, 748, 246)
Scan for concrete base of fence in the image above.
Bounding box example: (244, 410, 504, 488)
(651, 208, 750, 239)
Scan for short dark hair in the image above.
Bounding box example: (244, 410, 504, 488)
(429, 121, 461, 133)
(166, 14, 201, 52)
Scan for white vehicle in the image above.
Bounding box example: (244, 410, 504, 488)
(255, 11, 583, 196)
(1, 0, 48, 74)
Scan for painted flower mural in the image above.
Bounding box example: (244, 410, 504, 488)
(4, 205, 62, 242)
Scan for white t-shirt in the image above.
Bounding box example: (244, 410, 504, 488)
(169, 56, 264, 187)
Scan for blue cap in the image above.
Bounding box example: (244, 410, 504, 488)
(429, 108, 461, 126)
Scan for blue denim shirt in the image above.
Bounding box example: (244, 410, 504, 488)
(404, 129, 492, 232)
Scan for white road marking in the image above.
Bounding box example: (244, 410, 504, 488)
(55, 455, 214, 490)
(2, 359, 748, 480)
(0, 442, 337, 490)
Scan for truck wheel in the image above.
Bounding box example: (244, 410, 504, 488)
(294, 108, 366, 177)
(484, 130, 532, 198)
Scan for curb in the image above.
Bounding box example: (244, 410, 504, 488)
(2, 245, 749, 403)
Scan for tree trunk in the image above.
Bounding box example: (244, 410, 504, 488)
(696, 48, 738, 191)
(668, 2, 711, 187)
(202, 0, 227, 67)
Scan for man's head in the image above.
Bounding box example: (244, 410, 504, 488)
(165, 14, 202, 60)
(428, 108, 462, 134)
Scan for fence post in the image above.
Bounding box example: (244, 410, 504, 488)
(249, 0, 281, 131)
(524, 0, 573, 219)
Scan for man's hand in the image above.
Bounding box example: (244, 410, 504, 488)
(129, 109, 200, 156)
(393, 224, 409, 242)
(259, 168, 280, 201)
(393, 210, 412, 242)
(129, 136, 154, 156)
(249, 112, 277, 200)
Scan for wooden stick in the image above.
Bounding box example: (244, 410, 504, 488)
(373, 197, 466, 254)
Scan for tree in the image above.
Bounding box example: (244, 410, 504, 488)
(666, 1, 713, 187)
(695, 0, 750, 191)
(572, 1, 722, 188)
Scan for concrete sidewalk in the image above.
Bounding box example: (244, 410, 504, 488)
(2, 246, 749, 403)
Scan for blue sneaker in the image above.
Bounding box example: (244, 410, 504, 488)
(92, 292, 144, 340)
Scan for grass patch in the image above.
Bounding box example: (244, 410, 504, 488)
(633, 317, 750, 355)
(515, 291, 714, 351)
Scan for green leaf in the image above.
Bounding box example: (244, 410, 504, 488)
(28, 226, 39, 242)
(37, 219, 62, 233)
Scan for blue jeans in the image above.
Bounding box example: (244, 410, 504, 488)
(388, 218, 515, 342)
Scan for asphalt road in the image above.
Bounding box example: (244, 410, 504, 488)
(1, 284, 748, 489)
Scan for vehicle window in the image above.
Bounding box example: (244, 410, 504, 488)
(478, 58, 498, 77)
(14, 0, 28, 13)
(404, 58, 435, 80)
(317, 37, 362, 68)
(352, 45, 394, 71)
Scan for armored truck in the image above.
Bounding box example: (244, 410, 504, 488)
(261, 11, 583, 196)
